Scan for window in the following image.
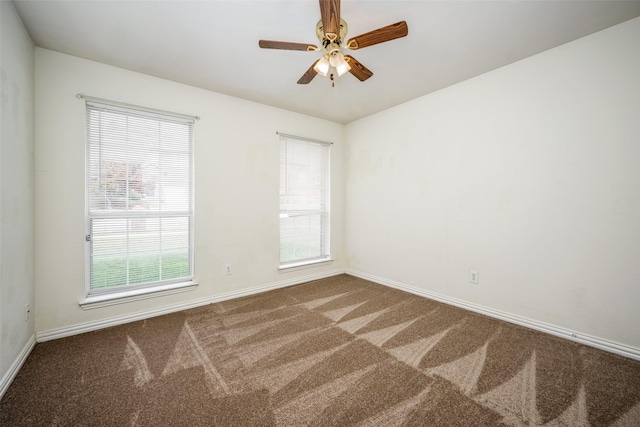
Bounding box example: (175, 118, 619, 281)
(279, 134, 330, 267)
(85, 100, 194, 297)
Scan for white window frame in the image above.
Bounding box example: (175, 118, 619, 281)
(279, 133, 331, 269)
(81, 98, 196, 308)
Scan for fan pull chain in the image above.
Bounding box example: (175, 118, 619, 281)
(330, 73, 335, 87)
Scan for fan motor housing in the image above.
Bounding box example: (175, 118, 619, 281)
(316, 18, 348, 46)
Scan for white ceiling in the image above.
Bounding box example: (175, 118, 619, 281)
(12, 0, 640, 124)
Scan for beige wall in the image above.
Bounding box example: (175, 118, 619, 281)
(345, 17, 640, 349)
(0, 1, 35, 385)
(34, 48, 345, 333)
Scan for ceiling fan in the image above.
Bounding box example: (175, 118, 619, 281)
(259, 0, 408, 86)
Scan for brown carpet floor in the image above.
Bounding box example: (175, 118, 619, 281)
(2, 274, 640, 426)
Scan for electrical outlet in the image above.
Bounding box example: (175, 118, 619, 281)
(225, 264, 232, 275)
(25, 304, 31, 321)
(470, 270, 479, 284)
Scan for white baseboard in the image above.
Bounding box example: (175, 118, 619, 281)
(36, 269, 345, 342)
(346, 269, 640, 361)
(0, 334, 36, 400)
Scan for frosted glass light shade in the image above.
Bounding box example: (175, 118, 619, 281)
(314, 55, 330, 76)
(335, 61, 351, 77)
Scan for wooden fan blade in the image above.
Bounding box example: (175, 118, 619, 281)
(259, 40, 318, 51)
(344, 55, 373, 82)
(297, 60, 319, 84)
(345, 21, 408, 50)
(319, 0, 340, 41)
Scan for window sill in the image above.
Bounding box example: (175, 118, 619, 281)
(79, 281, 198, 310)
(278, 258, 333, 272)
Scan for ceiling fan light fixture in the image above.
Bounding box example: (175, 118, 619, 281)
(314, 55, 330, 76)
(259, 1, 408, 86)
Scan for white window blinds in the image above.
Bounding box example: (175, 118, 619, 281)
(279, 134, 330, 266)
(86, 101, 194, 294)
